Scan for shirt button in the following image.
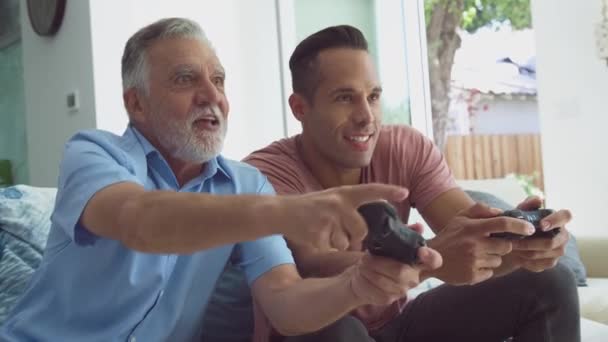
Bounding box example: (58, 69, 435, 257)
(130, 336, 136, 342)
(159, 290, 164, 298)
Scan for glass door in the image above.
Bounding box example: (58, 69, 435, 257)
(0, 0, 28, 185)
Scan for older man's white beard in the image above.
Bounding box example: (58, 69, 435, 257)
(152, 105, 227, 164)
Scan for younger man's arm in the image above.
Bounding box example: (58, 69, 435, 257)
(251, 248, 441, 336)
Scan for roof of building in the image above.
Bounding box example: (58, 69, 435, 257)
(450, 27, 537, 97)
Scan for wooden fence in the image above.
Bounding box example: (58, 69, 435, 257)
(444, 134, 544, 190)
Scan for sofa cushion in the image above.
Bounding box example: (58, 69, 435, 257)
(0, 185, 56, 324)
(560, 234, 588, 286)
(578, 237, 608, 278)
(580, 317, 608, 341)
(465, 190, 588, 286)
(578, 278, 608, 325)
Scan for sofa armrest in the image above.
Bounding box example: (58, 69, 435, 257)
(577, 237, 608, 278)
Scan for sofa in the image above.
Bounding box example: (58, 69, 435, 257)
(1, 183, 607, 341)
(456, 178, 608, 326)
(577, 237, 608, 340)
(409, 178, 608, 341)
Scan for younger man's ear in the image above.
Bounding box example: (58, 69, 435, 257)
(123, 88, 145, 123)
(288, 93, 308, 122)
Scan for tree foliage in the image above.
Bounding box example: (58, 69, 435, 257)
(424, 0, 531, 151)
(425, 0, 532, 33)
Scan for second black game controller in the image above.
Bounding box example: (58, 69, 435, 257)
(357, 201, 426, 265)
(490, 209, 560, 240)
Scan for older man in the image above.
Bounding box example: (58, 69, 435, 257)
(0, 18, 441, 341)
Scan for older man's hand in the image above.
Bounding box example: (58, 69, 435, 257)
(279, 183, 409, 252)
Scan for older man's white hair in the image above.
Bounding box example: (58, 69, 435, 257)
(121, 17, 213, 94)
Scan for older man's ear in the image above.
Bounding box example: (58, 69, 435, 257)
(123, 88, 146, 122)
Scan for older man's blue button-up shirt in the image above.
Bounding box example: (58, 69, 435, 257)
(0, 126, 294, 341)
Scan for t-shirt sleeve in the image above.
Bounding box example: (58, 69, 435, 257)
(394, 127, 458, 211)
(243, 152, 304, 195)
(51, 132, 142, 245)
(232, 177, 295, 285)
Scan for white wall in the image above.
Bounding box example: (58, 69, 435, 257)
(473, 98, 540, 134)
(230, 1, 286, 158)
(532, 0, 608, 236)
(22, 0, 286, 186)
(21, 0, 97, 186)
(89, 0, 285, 160)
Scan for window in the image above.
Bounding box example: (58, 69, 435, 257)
(275, 0, 432, 137)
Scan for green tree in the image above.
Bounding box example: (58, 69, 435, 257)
(424, 0, 531, 151)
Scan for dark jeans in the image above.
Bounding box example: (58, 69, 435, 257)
(281, 315, 372, 342)
(284, 263, 580, 342)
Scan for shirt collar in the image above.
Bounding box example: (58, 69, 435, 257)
(128, 124, 159, 158)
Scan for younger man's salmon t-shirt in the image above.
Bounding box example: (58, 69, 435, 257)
(243, 124, 458, 339)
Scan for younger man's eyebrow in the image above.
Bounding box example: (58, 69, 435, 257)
(329, 87, 356, 96)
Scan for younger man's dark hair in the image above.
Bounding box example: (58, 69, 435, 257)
(289, 25, 369, 101)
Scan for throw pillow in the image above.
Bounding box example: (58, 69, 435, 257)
(0, 185, 56, 324)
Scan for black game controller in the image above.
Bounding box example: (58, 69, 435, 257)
(490, 209, 560, 240)
(357, 201, 426, 265)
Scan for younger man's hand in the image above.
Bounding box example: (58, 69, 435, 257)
(507, 196, 572, 272)
(426, 203, 534, 285)
(347, 247, 442, 306)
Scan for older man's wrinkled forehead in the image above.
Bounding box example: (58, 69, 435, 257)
(147, 37, 225, 78)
